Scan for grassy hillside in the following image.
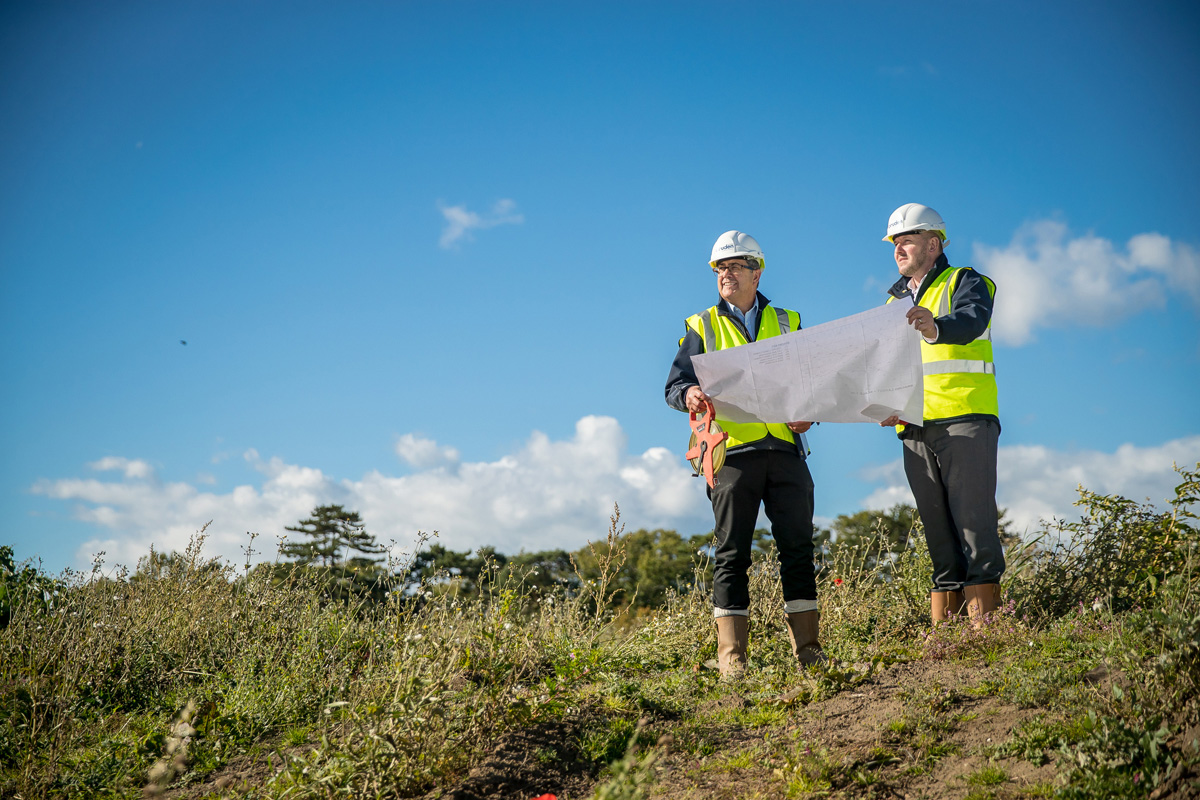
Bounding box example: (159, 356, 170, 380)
(1, 466, 1198, 799)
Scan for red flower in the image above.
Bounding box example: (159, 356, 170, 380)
(531, 795, 558, 800)
(834, 578, 843, 586)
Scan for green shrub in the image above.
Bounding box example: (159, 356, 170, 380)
(1006, 466, 1199, 624)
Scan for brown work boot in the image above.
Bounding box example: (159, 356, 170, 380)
(785, 610, 827, 666)
(964, 583, 1001, 628)
(930, 590, 965, 626)
(715, 615, 749, 677)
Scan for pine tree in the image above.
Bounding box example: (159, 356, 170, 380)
(280, 505, 382, 568)
(279, 505, 386, 602)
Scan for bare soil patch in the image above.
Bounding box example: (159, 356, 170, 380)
(645, 659, 1057, 800)
(159, 742, 295, 799)
(438, 720, 595, 800)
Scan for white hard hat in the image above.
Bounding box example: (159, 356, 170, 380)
(883, 203, 948, 244)
(709, 230, 766, 270)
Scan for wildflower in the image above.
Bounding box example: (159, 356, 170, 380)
(833, 578, 843, 586)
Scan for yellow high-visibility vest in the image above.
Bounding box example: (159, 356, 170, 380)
(889, 267, 998, 427)
(685, 304, 801, 449)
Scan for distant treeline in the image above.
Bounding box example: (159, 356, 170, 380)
(100, 502, 1015, 616)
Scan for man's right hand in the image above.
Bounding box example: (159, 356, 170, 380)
(685, 386, 712, 414)
(879, 415, 911, 427)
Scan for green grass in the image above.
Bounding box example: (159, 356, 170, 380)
(965, 764, 1009, 786)
(1, 466, 1198, 799)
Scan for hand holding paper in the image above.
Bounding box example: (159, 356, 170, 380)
(690, 302, 924, 426)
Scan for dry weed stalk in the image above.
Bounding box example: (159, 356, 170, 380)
(142, 700, 196, 797)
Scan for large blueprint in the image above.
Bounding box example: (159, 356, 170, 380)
(691, 302, 924, 426)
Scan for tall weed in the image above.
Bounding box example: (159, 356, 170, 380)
(1005, 465, 1199, 623)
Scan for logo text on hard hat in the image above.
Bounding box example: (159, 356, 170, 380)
(719, 244, 734, 251)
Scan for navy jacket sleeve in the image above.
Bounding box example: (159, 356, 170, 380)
(935, 268, 995, 346)
(665, 327, 704, 412)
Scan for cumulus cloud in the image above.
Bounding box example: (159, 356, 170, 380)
(438, 198, 524, 249)
(35, 417, 1200, 571)
(35, 450, 343, 571)
(395, 434, 460, 469)
(973, 221, 1200, 346)
(88, 457, 155, 480)
(33, 417, 709, 571)
(859, 435, 1200, 536)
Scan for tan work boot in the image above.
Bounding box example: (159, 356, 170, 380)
(930, 590, 965, 626)
(964, 583, 1001, 628)
(785, 610, 827, 666)
(715, 615, 749, 676)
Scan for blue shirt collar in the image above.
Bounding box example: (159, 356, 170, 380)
(726, 296, 760, 341)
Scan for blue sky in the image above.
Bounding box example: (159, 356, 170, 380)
(3, 1, 1198, 574)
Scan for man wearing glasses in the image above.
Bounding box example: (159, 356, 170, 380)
(665, 230, 823, 676)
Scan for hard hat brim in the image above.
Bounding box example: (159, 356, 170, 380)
(708, 257, 766, 271)
(883, 228, 948, 245)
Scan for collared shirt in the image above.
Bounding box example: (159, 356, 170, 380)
(726, 297, 760, 342)
(887, 254, 994, 347)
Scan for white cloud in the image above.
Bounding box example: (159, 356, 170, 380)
(87, 457, 155, 480)
(356, 417, 702, 556)
(35, 451, 341, 571)
(859, 435, 1200, 536)
(438, 198, 524, 249)
(973, 221, 1200, 346)
(33, 417, 709, 571)
(36, 420, 1200, 572)
(395, 434, 460, 469)
(858, 458, 913, 511)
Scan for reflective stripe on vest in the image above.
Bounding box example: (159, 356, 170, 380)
(686, 304, 800, 449)
(888, 267, 998, 423)
(924, 359, 997, 376)
(775, 306, 791, 334)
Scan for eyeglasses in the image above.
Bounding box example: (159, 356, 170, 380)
(712, 259, 759, 276)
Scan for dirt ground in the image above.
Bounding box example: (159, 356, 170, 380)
(438, 658, 1196, 800)
(166, 659, 1199, 799)
(438, 720, 596, 800)
(156, 748, 286, 796)
(157, 744, 294, 799)
(435, 659, 1057, 800)
(643, 659, 1057, 800)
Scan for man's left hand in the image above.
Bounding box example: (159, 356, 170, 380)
(786, 421, 813, 434)
(906, 306, 938, 340)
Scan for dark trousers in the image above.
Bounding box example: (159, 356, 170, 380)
(902, 419, 1005, 591)
(710, 449, 816, 611)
